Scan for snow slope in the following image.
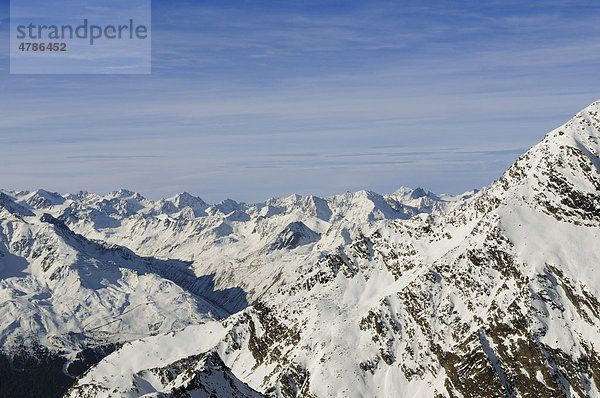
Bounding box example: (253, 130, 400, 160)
(0, 208, 229, 362)
(63, 322, 263, 398)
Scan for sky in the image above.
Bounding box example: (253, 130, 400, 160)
(0, 0, 599, 203)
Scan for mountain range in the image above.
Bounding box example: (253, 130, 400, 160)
(1, 101, 600, 397)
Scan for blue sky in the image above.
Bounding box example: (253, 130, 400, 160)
(1, 0, 599, 202)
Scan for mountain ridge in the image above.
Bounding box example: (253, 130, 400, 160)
(2, 100, 600, 397)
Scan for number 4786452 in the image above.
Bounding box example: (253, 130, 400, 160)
(18, 42, 67, 51)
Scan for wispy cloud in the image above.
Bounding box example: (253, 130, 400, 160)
(66, 155, 161, 160)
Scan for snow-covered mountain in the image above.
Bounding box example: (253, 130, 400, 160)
(3, 101, 600, 397)
(0, 183, 452, 396)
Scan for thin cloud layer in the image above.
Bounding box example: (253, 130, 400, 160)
(0, 0, 599, 202)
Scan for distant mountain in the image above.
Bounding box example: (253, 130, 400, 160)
(3, 101, 600, 397)
(0, 182, 451, 397)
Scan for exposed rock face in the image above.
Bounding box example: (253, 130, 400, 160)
(65, 350, 264, 398)
(268, 222, 321, 251)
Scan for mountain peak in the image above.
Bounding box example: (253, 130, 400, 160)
(109, 188, 144, 200)
(483, 100, 600, 225)
(172, 192, 208, 208)
(0, 192, 35, 217)
(25, 189, 65, 208)
(409, 187, 427, 199)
